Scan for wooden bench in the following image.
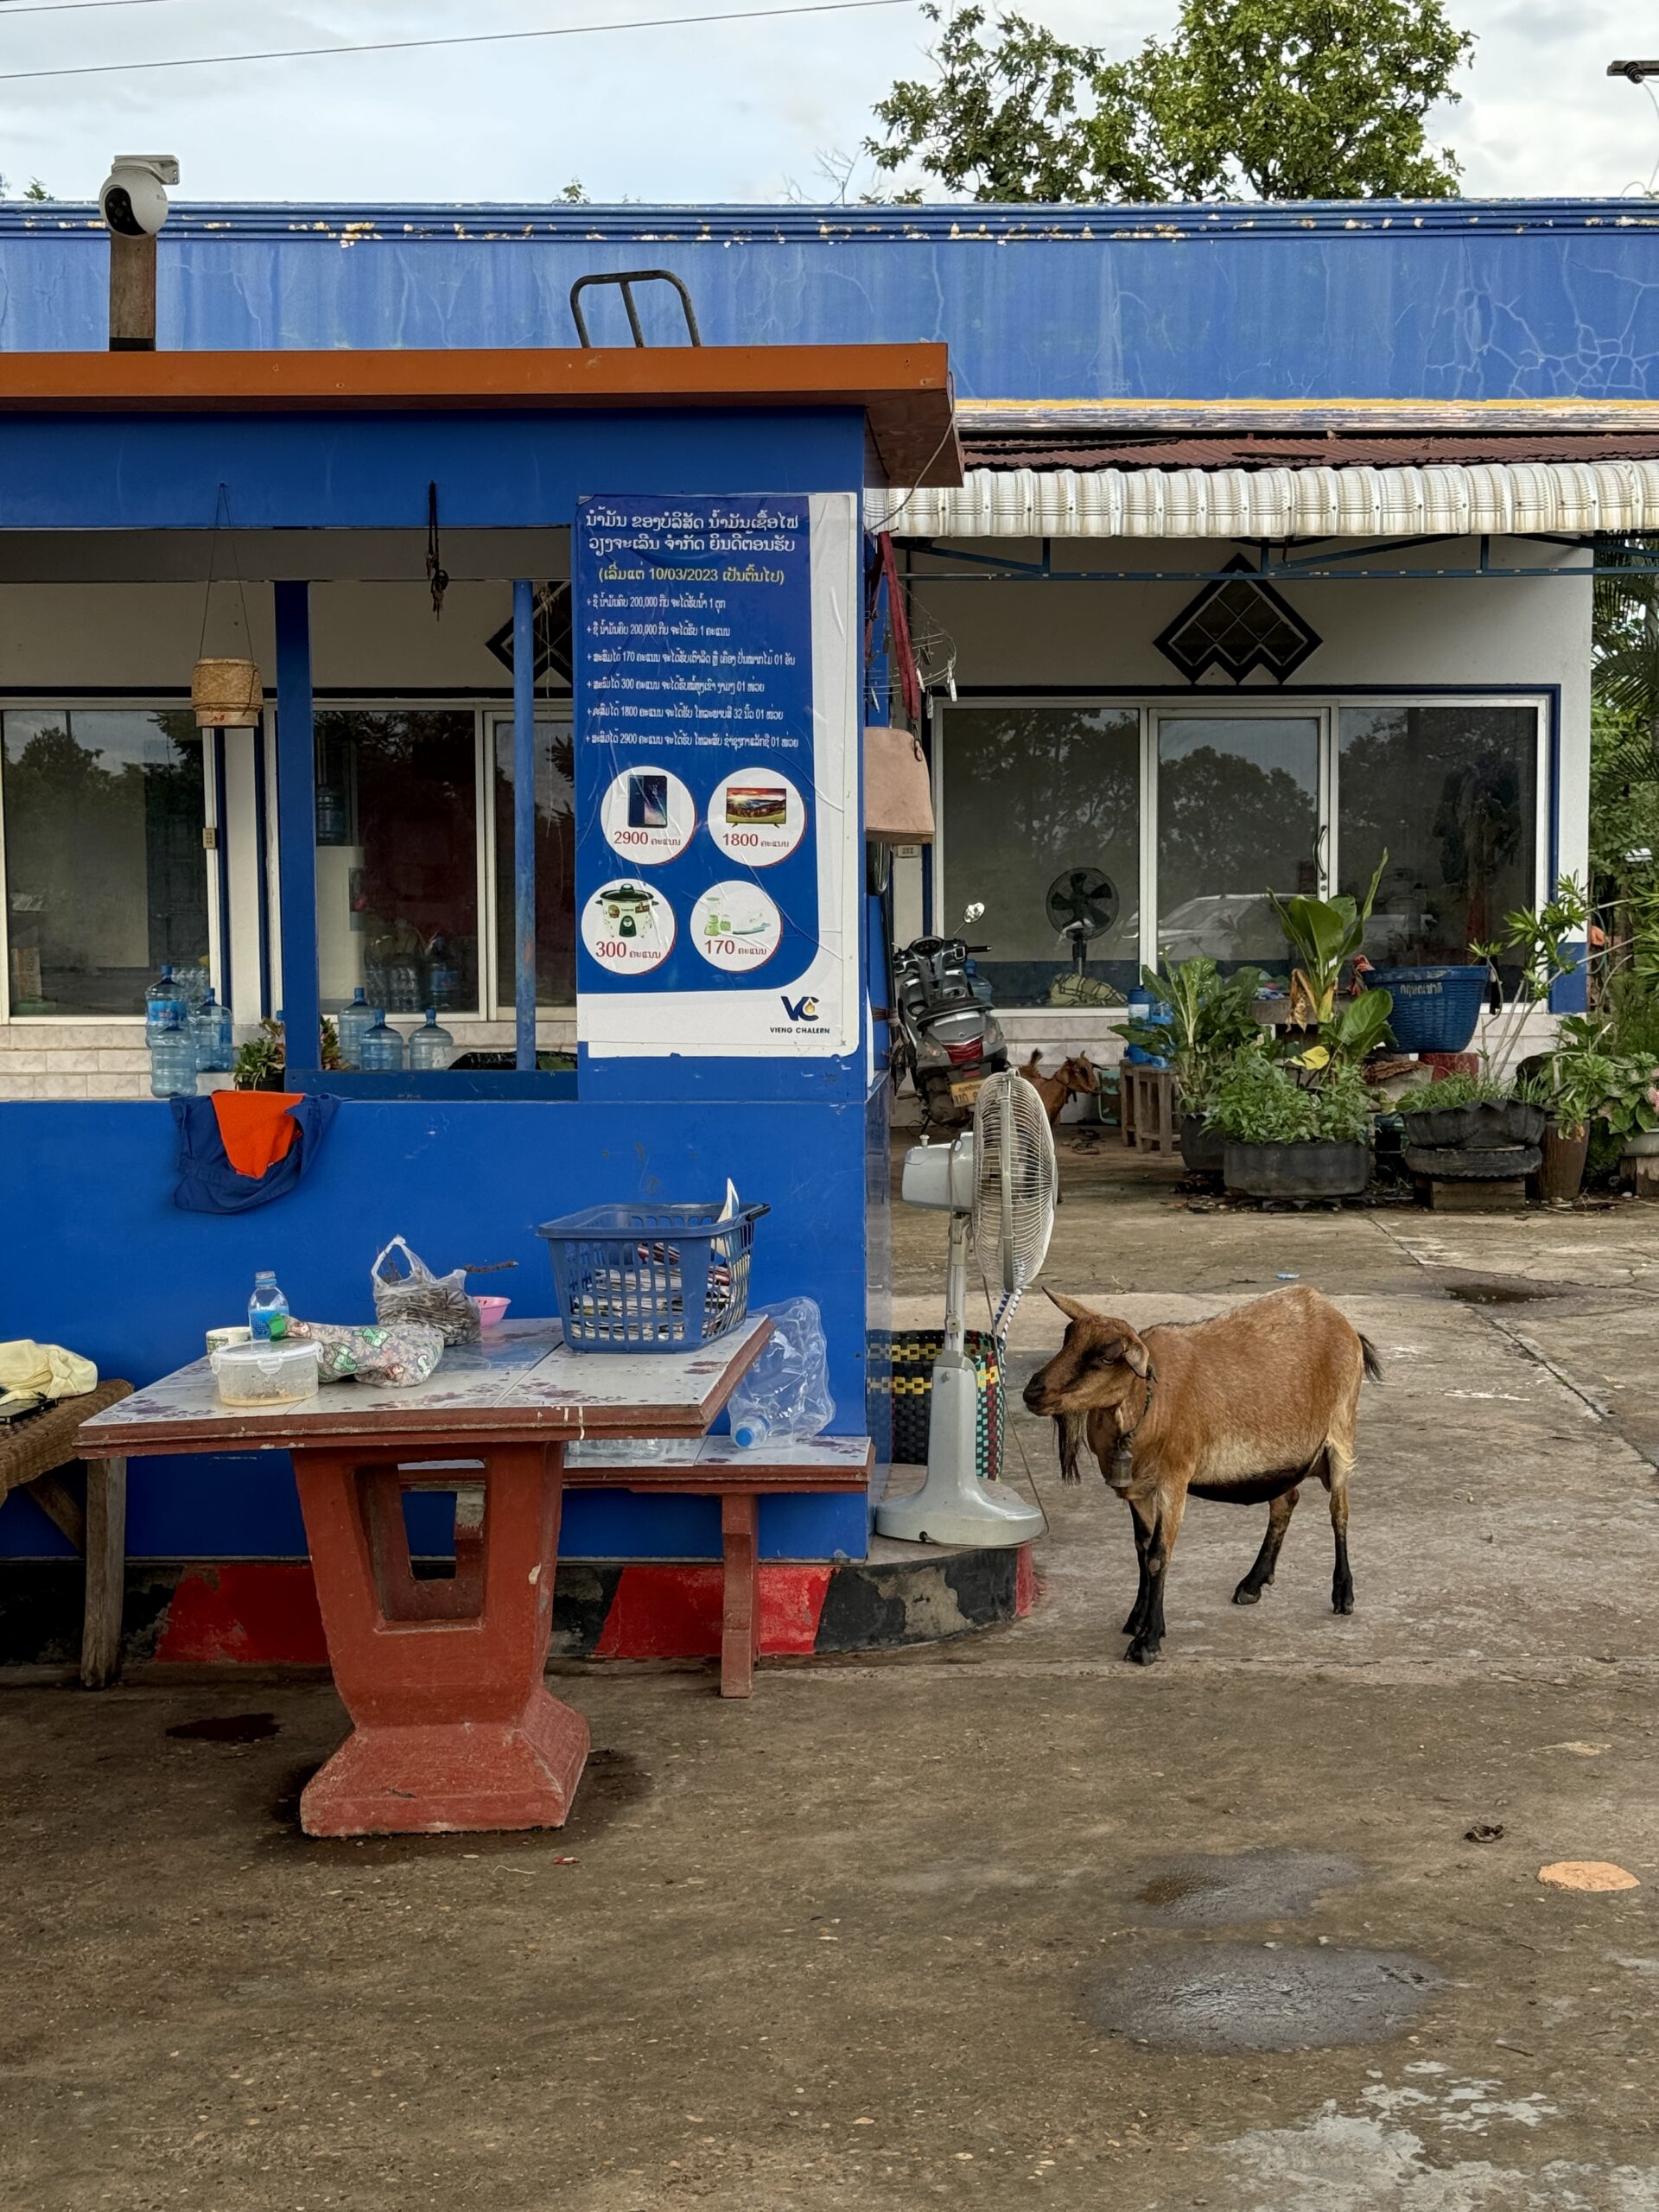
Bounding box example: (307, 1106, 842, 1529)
(2, 1379, 133, 1688)
(564, 1433, 874, 1696)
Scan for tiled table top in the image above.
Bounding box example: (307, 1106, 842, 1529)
(76, 1316, 771, 1456)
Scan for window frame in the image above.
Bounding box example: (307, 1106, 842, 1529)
(483, 707, 576, 1023)
(0, 695, 215, 1025)
(931, 690, 1553, 996)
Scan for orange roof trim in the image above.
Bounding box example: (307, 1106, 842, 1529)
(0, 344, 962, 488)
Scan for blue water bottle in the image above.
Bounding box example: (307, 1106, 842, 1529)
(248, 1270, 290, 1341)
(336, 987, 372, 1069)
(359, 1011, 405, 1071)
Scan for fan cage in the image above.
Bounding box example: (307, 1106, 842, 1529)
(971, 1073, 1056, 1300)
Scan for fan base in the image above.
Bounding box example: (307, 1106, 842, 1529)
(875, 1475, 1043, 1550)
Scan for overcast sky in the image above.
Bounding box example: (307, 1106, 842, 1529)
(0, 0, 1652, 207)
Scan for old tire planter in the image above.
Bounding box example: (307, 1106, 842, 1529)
(1402, 1142, 1541, 1181)
(1179, 1114, 1227, 1174)
(1400, 1099, 1546, 1150)
(1223, 1140, 1370, 1200)
(1536, 1122, 1590, 1203)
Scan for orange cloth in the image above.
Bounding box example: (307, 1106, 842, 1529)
(210, 1091, 304, 1179)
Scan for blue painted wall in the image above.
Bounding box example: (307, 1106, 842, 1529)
(0, 1099, 872, 1562)
(1, 200, 1656, 399)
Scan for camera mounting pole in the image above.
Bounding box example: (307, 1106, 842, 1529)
(103, 154, 180, 352)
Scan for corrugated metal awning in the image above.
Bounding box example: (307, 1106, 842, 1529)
(868, 461, 1659, 538)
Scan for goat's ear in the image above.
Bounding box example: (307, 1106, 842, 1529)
(1046, 1290, 1094, 1323)
(1120, 1332, 1152, 1378)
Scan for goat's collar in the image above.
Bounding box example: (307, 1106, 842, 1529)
(1117, 1360, 1158, 1445)
(1107, 1360, 1158, 1484)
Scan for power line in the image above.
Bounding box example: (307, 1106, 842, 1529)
(0, 0, 186, 15)
(0, 0, 910, 77)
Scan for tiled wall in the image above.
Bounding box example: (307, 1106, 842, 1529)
(0, 1017, 579, 1102)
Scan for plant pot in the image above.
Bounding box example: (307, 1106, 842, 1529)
(1179, 1113, 1226, 1175)
(1223, 1140, 1370, 1200)
(191, 655, 264, 729)
(1364, 965, 1487, 1054)
(1535, 1122, 1589, 1203)
(1400, 1098, 1546, 1150)
(1622, 1129, 1659, 1160)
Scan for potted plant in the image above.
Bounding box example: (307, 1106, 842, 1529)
(232, 1015, 343, 1091)
(1532, 1014, 1621, 1203)
(1210, 1047, 1376, 1200)
(1122, 957, 1265, 1173)
(1267, 858, 1395, 1067)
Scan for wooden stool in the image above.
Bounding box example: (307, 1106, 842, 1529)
(1127, 1066, 1180, 1156)
(3, 1379, 132, 1687)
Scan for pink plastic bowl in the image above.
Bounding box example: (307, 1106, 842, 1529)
(474, 1295, 511, 1328)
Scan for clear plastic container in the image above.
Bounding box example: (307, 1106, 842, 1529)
(359, 1011, 406, 1071)
(192, 987, 233, 1073)
(336, 988, 372, 1069)
(212, 1338, 321, 1406)
(145, 963, 184, 1047)
(248, 1269, 290, 1340)
(408, 1008, 454, 1071)
(149, 1027, 198, 1098)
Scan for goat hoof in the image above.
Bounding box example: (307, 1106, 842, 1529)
(1332, 1592, 1355, 1615)
(1122, 1611, 1145, 1637)
(1232, 1583, 1263, 1606)
(1125, 1639, 1160, 1666)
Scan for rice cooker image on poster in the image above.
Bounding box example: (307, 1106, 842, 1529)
(581, 879, 677, 974)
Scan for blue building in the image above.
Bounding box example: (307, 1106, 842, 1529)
(0, 195, 1650, 1662)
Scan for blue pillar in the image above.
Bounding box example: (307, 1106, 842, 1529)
(512, 579, 537, 1072)
(273, 581, 321, 1074)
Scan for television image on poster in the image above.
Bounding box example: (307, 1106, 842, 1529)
(724, 784, 788, 827)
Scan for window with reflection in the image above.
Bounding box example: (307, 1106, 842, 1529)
(941, 705, 1141, 1006)
(2, 707, 207, 1017)
(314, 710, 478, 1014)
(1339, 705, 1538, 980)
(491, 718, 576, 1009)
(1156, 715, 1319, 968)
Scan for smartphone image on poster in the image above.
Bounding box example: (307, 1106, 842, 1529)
(627, 772, 670, 830)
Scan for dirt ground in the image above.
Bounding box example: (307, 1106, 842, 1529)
(6, 1140, 1659, 2211)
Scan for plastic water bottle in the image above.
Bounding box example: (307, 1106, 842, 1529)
(177, 962, 210, 1014)
(732, 1410, 772, 1451)
(336, 988, 372, 1069)
(149, 1027, 198, 1098)
(248, 1270, 290, 1342)
(145, 963, 185, 1048)
(427, 938, 461, 1009)
(408, 1008, 454, 1071)
(359, 1010, 405, 1071)
(192, 987, 233, 1074)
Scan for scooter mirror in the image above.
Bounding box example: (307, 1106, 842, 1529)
(963, 902, 985, 925)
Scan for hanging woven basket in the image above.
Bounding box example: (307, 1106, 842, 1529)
(191, 657, 264, 729)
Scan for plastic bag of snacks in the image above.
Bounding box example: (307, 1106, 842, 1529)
(289, 1319, 445, 1388)
(371, 1236, 480, 1345)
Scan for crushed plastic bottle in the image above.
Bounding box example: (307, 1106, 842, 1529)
(727, 1299, 835, 1447)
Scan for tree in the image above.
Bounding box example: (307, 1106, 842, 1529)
(868, 0, 1474, 202)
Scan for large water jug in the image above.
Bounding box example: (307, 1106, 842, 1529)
(359, 1011, 405, 1071)
(176, 961, 210, 1014)
(335, 988, 372, 1069)
(192, 987, 233, 1074)
(149, 1027, 198, 1098)
(408, 1008, 454, 1071)
(145, 963, 185, 1047)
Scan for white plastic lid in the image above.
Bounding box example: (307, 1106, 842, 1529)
(211, 1339, 321, 1377)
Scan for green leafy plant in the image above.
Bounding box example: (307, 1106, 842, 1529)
(1391, 1071, 1514, 1115)
(1471, 874, 1592, 1083)
(1542, 1014, 1623, 1139)
(1208, 1046, 1376, 1147)
(1265, 854, 1394, 1068)
(1121, 956, 1266, 1112)
(232, 1014, 342, 1089)
(1603, 1058, 1659, 1142)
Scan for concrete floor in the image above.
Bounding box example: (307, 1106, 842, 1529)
(6, 1141, 1659, 2210)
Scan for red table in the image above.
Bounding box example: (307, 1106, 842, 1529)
(79, 1317, 769, 1837)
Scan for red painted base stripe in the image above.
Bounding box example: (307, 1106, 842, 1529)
(156, 1562, 329, 1666)
(593, 1563, 832, 1660)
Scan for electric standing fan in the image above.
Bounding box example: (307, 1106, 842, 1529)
(876, 1071, 1056, 1548)
(1046, 868, 1119, 980)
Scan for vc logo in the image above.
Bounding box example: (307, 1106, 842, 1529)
(780, 994, 820, 1022)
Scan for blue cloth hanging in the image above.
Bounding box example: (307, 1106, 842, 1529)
(171, 1095, 340, 1213)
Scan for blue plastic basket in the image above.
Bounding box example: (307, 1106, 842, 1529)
(1366, 965, 1488, 1055)
(537, 1201, 768, 1353)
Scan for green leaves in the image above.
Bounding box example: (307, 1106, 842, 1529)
(868, 0, 1472, 202)
(1206, 1049, 1375, 1145)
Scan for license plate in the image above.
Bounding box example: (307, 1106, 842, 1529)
(950, 1076, 986, 1105)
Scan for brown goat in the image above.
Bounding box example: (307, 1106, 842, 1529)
(1021, 1051, 1099, 1129)
(1023, 1286, 1380, 1664)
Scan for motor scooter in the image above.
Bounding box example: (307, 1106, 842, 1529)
(892, 902, 1007, 1128)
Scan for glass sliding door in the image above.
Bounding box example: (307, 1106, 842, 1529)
(2, 706, 207, 1016)
(1155, 713, 1321, 968)
(940, 702, 1141, 1005)
(1338, 703, 1541, 983)
(490, 716, 576, 1011)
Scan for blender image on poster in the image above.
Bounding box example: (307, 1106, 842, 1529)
(708, 766, 805, 865)
(600, 765, 696, 864)
(581, 880, 677, 974)
(692, 882, 782, 971)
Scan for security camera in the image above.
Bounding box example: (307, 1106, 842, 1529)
(99, 155, 180, 238)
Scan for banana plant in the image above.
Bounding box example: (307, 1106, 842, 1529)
(1268, 853, 1392, 1069)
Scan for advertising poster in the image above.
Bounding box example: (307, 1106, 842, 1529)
(573, 492, 859, 1059)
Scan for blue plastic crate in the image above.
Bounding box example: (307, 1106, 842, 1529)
(1366, 965, 1488, 1055)
(537, 1201, 767, 1353)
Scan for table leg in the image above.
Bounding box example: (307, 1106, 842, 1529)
(291, 1440, 589, 1837)
(720, 1492, 759, 1699)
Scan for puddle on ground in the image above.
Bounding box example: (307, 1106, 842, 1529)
(166, 1712, 280, 1745)
(1089, 1942, 1440, 2052)
(1438, 1272, 1567, 1306)
(1129, 1849, 1362, 1925)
